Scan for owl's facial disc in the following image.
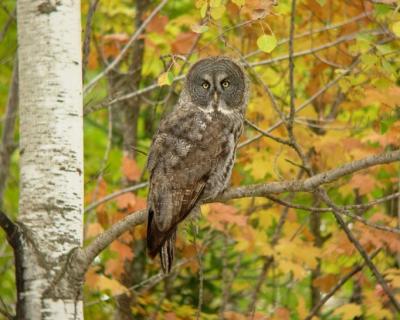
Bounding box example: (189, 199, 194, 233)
(186, 58, 246, 113)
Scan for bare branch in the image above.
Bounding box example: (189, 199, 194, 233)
(77, 209, 146, 271)
(266, 194, 400, 234)
(78, 149, 400, 270)
(0, 58, 18, 206)
(0, 210, 19, 249)
(287, 0, 297, 132)
(82, 0, 99, 79)
(244, 119, 291, 146)
(84, 181, 148, 213)
(219, 149, 400, 200)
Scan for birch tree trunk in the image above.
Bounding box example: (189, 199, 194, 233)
(17, 0, 83, 318)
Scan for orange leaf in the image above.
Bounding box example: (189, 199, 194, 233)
(110, 240, 134, 261)
(171, 32, 197, 55)
(313, 274, 339, 293)
(349, 174, 376, 195)
(122, 156, 141, 182)
(86, 223, 104, 239)
(146, 14, 168, 33)
(207, 203, 247, 231)
(105, 259, 124, 279)
(116, 192, 136, 210)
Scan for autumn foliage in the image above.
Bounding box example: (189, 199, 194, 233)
(1, 0, 400, 319)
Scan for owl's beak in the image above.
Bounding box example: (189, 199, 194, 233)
(212, 91, 220, 109)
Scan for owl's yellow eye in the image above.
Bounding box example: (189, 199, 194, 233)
(221, 80, 230, 88)
(202, 81, 210, 89)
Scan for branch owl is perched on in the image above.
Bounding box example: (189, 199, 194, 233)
(147, 56, 249, 273)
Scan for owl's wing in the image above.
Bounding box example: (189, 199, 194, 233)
(146, 108, 225, 261)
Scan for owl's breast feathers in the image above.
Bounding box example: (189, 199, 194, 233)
(146, 106, 243, 271)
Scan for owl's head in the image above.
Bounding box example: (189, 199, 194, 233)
(183, 56, 248, 114)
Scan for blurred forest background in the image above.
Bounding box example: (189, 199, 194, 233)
(1, 0, 400, 319)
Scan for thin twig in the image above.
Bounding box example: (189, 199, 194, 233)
(249, 29, 388, 68)
(82, 0, 100, 79)
(0, 210, 19, 249)
(238, 55, 361, 149)
(84, 181, 148, 213)
(287, 0, 297, 132)
(265, 194, 400, 234)
(305, 249, 381, 320)
(245, 119, 291, 146)
(317, 189, 400, 312)
(83, 29, 386, 116)
(83, 0, 168, 94)
(244, 11, 372, 59)
(0, 58, 18, 206)
(78, 150, 400, 271)
(91, 101, 113, 204)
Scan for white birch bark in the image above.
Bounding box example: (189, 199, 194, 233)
(17, 0, 83, 318)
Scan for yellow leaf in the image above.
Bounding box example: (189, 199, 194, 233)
(277, 259, 306, 280)
(210, 0, 221, 7)
(157, 71, 174, 86)
(296, 296, 308, 319)
(257, 34, 277, 53)
(210, 5, 225, 19)
(332, 304, 362, 320)
(392, 21, 400, 37)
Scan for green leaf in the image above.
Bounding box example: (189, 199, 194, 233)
(316, 0, 326, 6)
(374, 3, 392, 16)
(257, 34, 277, 53)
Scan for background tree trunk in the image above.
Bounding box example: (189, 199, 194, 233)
(16, 0, 83, 318)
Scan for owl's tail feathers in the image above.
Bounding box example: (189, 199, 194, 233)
(147, 208, 177, 273)
(159, 231, 176, 273)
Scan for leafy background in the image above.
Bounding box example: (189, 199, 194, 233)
(1, 0, 400, 319)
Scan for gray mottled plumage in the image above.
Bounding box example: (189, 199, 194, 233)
(147, 56, 249, 273)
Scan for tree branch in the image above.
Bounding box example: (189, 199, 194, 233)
(76, 149, 400, 272)
(76, 209, 146, 272)
(0, 58, 18, 206)
(82, 0, 99, 79)
(84, 181, 148, 213)
(218, 149, 400, 200)
(265, 193, 400, 234)
(0, 210, 19, 249)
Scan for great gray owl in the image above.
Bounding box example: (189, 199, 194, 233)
(147, 56, 249, 273)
